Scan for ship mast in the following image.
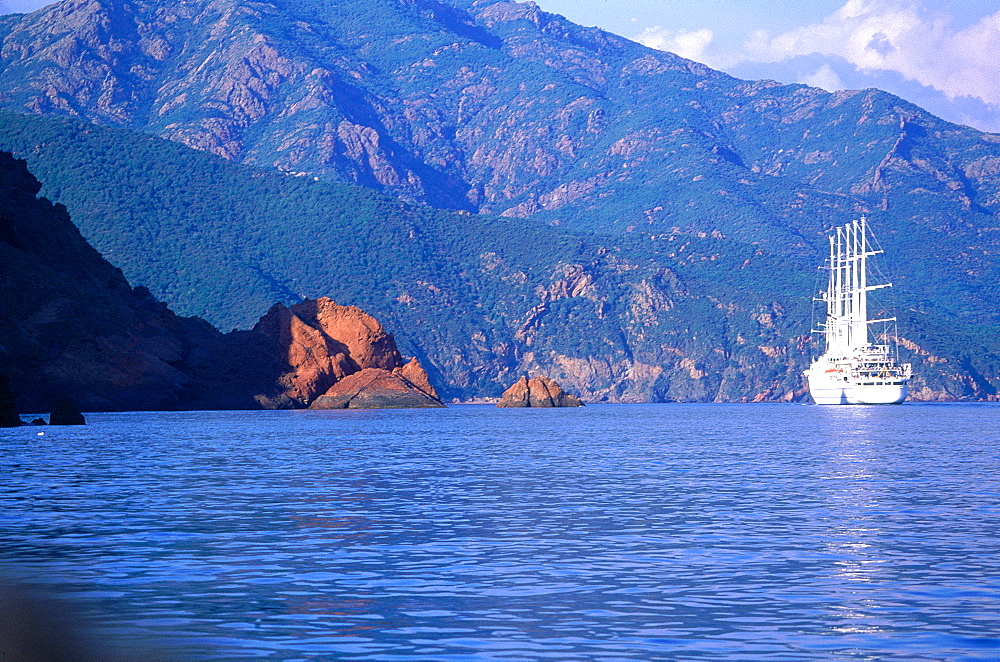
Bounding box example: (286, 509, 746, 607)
(821, 217, 889, 356)
(808, 216, 912, 404)
(851, 218, 868, 350)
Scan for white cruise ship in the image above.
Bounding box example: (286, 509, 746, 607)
(805, 217, 912, 405)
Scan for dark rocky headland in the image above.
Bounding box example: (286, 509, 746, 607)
(0, 151, 441, 413)
(0, 373, 20, 427)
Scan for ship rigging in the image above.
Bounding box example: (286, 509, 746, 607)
(805, 216, 911, 405)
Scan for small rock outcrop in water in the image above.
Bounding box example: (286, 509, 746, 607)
(0, 373, 20, 427)
(49, 400, 86, 425)
(310, 367, 444, 409)
(497, 376, 584, 408)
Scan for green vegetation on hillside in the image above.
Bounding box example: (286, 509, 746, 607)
(0, 110, 817, 399)
(2, 109, 998, 401)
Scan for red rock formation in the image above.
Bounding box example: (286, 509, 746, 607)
(251, 302, 356, 406)
(398, 357, 439, 400)
(252, 297, 441, 409)
(310, 368, 444, 409)
(49, 400, 86, 425)
(497, 376, 584, 407)
(289, 298, 403, 372)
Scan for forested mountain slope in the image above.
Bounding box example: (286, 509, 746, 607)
(1, 0, 998, 325)
(2, 110, 997, 403)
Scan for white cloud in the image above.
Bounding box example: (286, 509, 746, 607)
(798, 64, 845, 92)
(637, 26, 714, 62)
(740, 0, 1000, 107)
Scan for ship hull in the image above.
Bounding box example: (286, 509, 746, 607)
(807, 371, 908, 405)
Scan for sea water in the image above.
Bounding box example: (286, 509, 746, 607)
(1, 404, 999, 661)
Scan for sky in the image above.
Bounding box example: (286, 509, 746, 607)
(535, 0, 1000, 133)
(2, 0, 998, 132)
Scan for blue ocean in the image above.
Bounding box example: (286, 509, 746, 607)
(2, 404, 999, 660)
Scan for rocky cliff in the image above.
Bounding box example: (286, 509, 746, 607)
(0, 372, 20, 426)
(0, 148, 228, 411)
(0, 150, 441, 411)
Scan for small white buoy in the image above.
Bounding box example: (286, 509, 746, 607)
(37, 432, 44, 436)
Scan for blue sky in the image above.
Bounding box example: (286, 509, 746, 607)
(2, 0, 998, 132)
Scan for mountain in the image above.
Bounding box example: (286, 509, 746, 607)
(1, 0, 998, 402)
(1, 0, 998, 241)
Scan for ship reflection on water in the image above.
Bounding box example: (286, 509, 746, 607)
(815, 409, 893, 637)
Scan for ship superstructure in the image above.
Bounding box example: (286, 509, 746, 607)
(805, 217, 911, 405)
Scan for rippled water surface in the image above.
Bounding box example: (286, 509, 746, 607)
(2, 404, 1000, 660)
